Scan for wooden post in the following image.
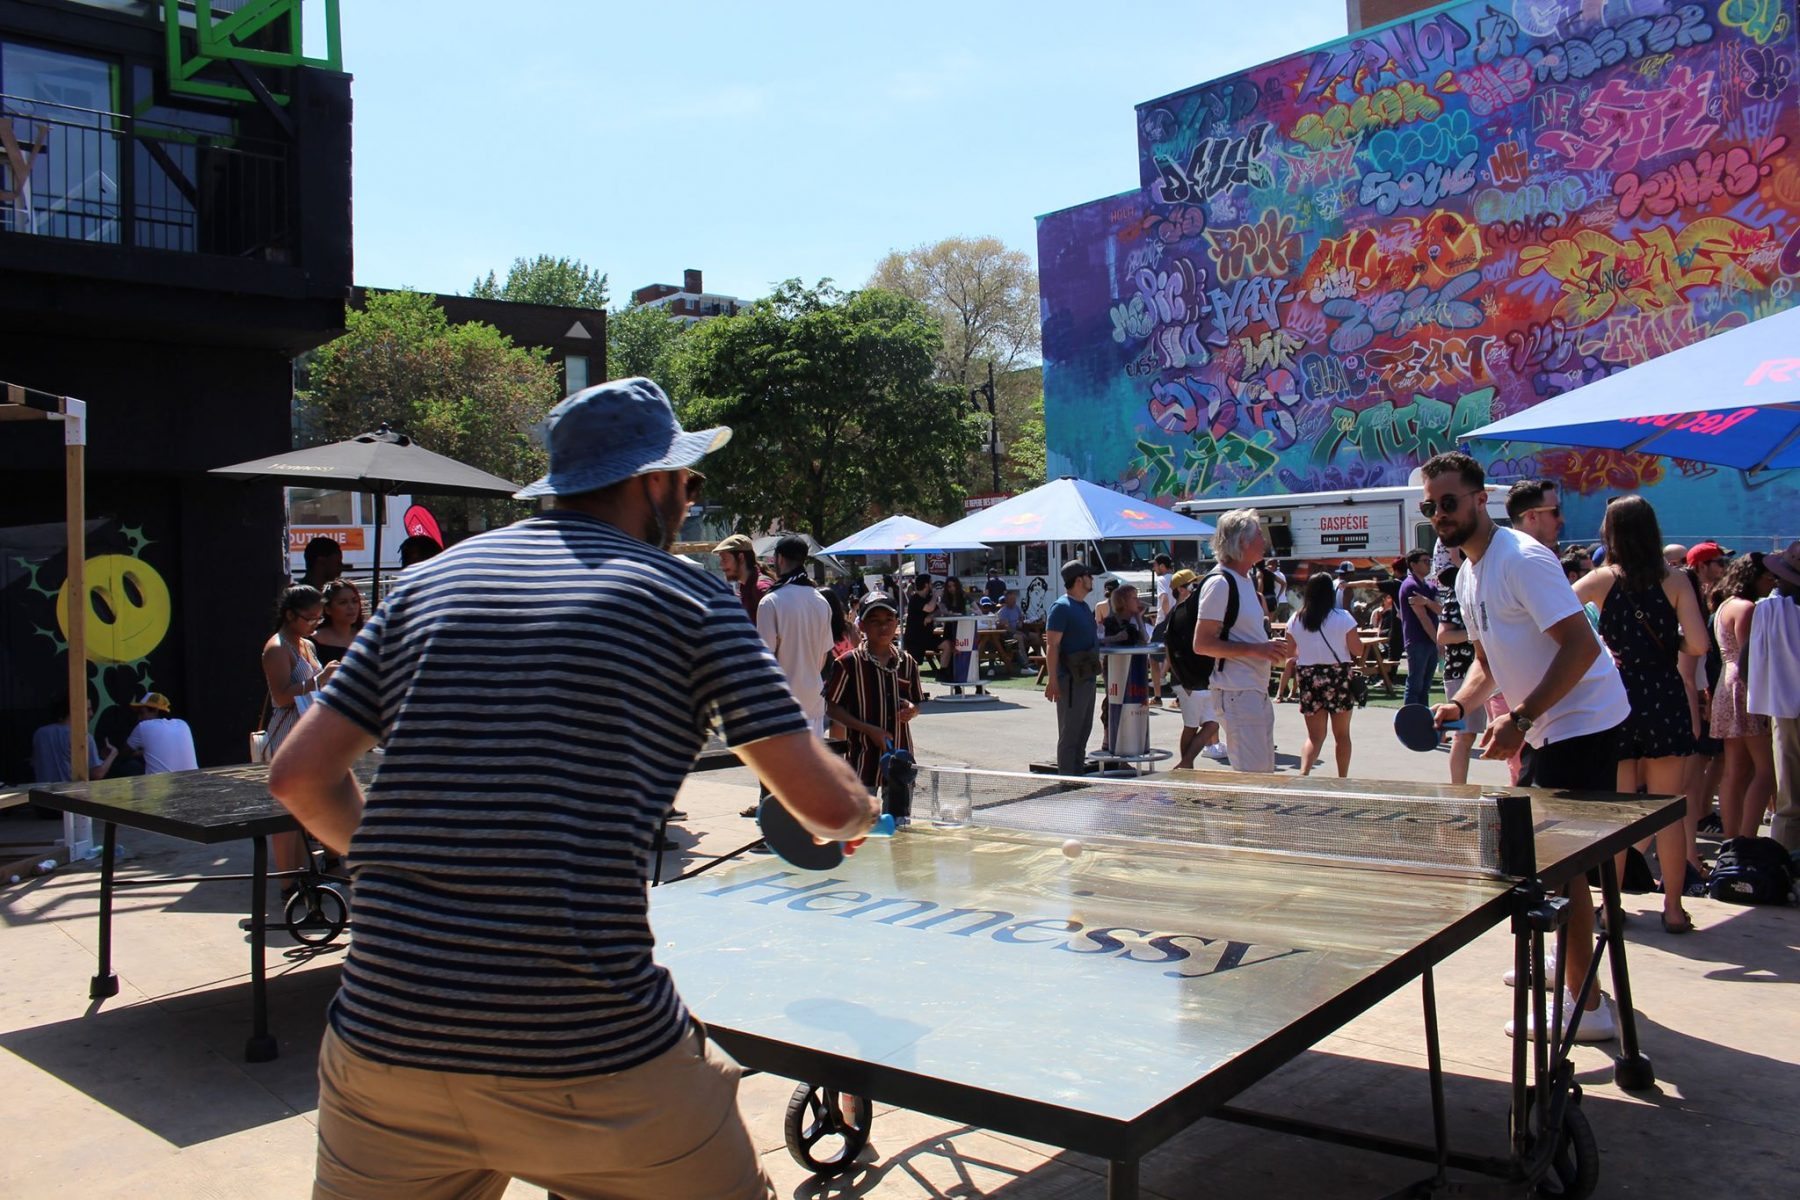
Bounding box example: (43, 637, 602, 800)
(62, 398, 94, 860)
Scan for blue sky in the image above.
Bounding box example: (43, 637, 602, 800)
(345, 1, 1347, 305)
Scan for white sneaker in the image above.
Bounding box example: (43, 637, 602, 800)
(1501, 952, 1557, 988)
(1202, 743, 1230, 760)
(1504, 990, 1616, 1043)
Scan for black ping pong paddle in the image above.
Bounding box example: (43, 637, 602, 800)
(1394, 703, 1463, 752)
(756, 795, 896, 870)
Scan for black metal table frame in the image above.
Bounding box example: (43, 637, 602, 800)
(699, 796, 1680, 1199)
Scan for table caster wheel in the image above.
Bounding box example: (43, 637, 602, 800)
(783, 1082, 871, 1177)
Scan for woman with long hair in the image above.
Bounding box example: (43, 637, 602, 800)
(261, 584, 336, 874)
(1282, 572, 1362, 777)
(310, 578, 365, 666)
(1574, 495, 1709, 932)
(940, 576, 968, 616)
(1711, 552, 1777, 839)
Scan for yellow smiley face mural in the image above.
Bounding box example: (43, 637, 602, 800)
(55, 555, 172, 664)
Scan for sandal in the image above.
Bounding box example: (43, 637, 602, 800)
(1661, 909, 1694, 935)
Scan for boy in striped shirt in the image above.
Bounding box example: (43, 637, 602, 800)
(826, 593, 923, 788)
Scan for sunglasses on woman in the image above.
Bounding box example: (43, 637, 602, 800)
(1418, 490, 1484, 519)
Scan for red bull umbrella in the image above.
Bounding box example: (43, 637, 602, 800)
(908, 477, 1214, 549)
(1463, 305, 1800, 474)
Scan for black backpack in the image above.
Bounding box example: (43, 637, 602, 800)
(1163, 570, 1239, 692)
(1708, 837, 1796, 906)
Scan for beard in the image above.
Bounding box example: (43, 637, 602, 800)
(1436, 512, 1479, 547)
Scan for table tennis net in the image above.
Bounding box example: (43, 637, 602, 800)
(912, 767, 1521, 877)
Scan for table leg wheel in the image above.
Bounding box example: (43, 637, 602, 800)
(89, 973, 119, 1000)
(1612, 1052, 1655, 1092)
(1533, 1103, 1598, 1199)
(784, 1082, 871, 1178)
(285, 883, 349, 947)
(244, 1034, 278, 1063)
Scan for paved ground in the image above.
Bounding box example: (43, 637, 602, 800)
(3, 685, 1796, 1199)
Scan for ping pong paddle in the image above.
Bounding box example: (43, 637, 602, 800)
(756, 795, 896, 870)
(1394, 703, 1462, 752)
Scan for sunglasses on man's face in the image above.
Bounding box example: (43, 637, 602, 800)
(1527, 504, 1562, 520)
(1418, 490, 1484, 519)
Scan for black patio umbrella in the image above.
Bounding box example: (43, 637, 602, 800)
(210, 423, 522, 598)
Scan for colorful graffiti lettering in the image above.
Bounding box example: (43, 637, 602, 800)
(1204, 209, 1303, 282)
(1614, 137, 1787, 219)
(1040, 0, 1800, 540)
(1517, 218, 1776, 325)
(1290, 81, 1443, 150)
(1153, 123, 1274, 205)
(1720, 0, 1791, 46)
(1536, 67, 1717, 172)
(1314, 387, 1496, 468)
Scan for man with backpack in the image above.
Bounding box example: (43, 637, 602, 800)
(1191, 509, 1295, 774)
(1161, 569, 1221, 769)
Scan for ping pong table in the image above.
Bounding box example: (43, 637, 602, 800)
(651, 768, 1683, 1198)
(29, 741, 759, 1062)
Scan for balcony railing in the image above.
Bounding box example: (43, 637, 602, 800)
(0, 94, 291, 260)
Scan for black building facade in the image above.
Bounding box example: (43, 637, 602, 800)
(0, 0, 353, 774)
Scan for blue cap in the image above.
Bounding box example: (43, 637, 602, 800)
(514, 378, 730, 499)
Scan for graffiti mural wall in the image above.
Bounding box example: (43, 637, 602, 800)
(1038, 0, 1800, 543)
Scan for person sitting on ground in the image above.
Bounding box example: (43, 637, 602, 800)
(125, 693, 199, 775)
(30, 692, 116, 784)
(311, 578, 366, 666)
(1285, 572, 1363, 778)
(825, 594, 923, 790)
(297, 536, 343, 591)
(1163, 569, 1221, 769)
(399, 534, 442, 569)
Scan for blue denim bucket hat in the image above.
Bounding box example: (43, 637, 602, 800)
(514, 377, 730, 499)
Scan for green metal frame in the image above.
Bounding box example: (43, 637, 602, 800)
(164, 0, 342, 106)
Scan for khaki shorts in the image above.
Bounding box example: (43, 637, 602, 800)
(313, 1022, 772, 1200)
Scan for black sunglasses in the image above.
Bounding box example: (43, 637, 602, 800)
(1418, 490, 1484, 519)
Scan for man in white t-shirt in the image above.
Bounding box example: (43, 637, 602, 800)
(1422, 452, 1628, 1044)
(126, 693, 199, 774)
(1150, 554, 1174, 706)
(755, 535, 836, 732)
(1192, 509, 1295, 773)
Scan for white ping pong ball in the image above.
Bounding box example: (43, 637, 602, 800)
(1061, 838, 1084, 858)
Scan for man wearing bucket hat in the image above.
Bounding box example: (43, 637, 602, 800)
(269, 378, 878, 1200)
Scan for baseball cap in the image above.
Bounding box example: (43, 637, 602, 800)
(1169, 568, 1198, 590)
(1060, 560, 1092, 586)
(858, 592, 899, 619)
(131, 692, 171, 713)
(712, 533, 755, 556)
(1337, 561, 1355, 574)
(514, 377, 730, 499)
(1685, 541, 1733, 568)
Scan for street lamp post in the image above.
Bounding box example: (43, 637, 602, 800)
(970, 361, 1001, 494)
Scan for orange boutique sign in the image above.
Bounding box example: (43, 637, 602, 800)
(290, 527, 366, 551)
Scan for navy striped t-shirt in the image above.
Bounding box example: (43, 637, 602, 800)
(317, 511, 809, 1076)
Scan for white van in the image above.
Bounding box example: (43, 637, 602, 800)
(1174, 483, 1510, 567)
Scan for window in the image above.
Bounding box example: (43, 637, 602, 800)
(1, 43, 121, 243)
(289, 488, 355, 526)
(564, 354, 588, 394)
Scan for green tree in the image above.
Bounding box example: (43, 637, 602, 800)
(670, 280, 977, 541)
(1009, 380, 1047, 488)
(469, 254, 610, 309)
(298, 289, 563, 535)
(870, 236, 1041, 496)
(605, 302, 689, 392)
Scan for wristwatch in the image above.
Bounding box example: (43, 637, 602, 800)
(1509, 708, 1534, 735)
